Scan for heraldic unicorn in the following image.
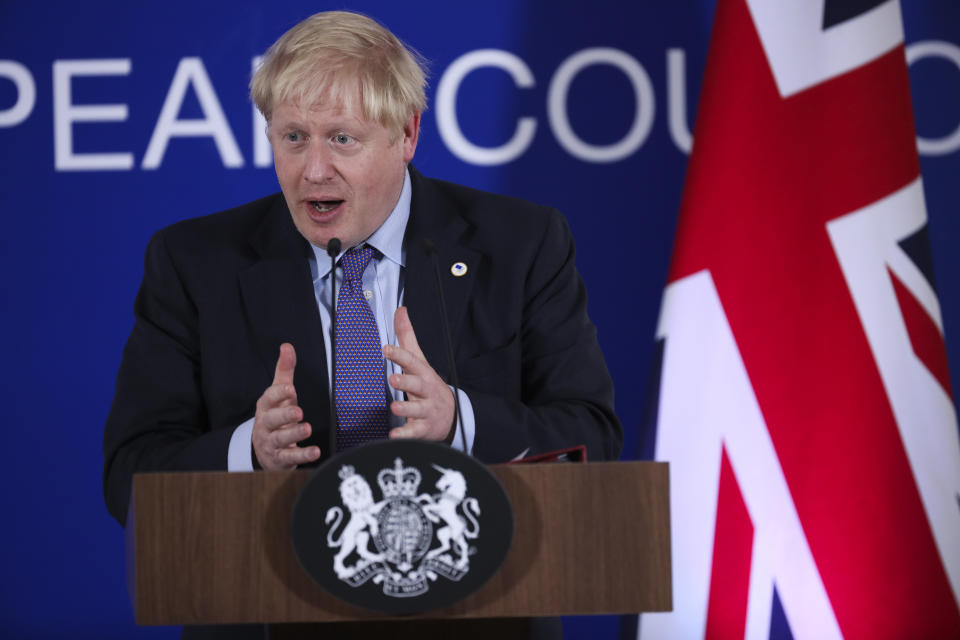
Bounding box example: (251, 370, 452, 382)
(324, 457, 482, 598)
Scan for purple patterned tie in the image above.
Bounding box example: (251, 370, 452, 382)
(335, 245, 389, 450)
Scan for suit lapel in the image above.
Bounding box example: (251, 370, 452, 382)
(403, 169, 480, 381)
(235, 171, 478, 453)
(238, 198, 332, 457)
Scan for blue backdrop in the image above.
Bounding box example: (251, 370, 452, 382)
(1, 1, 958, 637)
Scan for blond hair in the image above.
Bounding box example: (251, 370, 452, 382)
(250, 11, 427, 133)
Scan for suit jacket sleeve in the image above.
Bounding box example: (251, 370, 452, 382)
(103, 194, 330, 526)
(103, 228, 236, 525)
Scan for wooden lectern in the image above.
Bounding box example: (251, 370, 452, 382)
(127, 462, 671, 636)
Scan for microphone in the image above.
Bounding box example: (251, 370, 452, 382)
(422, 238, 468, 452)
(326, 237, 341, 459)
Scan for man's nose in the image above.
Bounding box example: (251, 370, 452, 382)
(303, 144, 336, 183)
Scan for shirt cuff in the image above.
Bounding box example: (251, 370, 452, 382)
(448, 386, 476, 455)
(227, 417, 255, 471)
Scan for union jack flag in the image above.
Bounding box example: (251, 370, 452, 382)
(641, 0, 960, 637)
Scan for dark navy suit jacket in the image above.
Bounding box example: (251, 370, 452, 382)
(103, 168, 622, 525)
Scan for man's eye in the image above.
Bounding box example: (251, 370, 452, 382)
(286, 132, 303, 143)
(334, 133, 354, 145)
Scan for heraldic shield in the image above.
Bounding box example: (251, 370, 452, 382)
(291, 440, 515, 614)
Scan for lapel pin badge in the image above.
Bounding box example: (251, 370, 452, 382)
(450, 262, 468, 277)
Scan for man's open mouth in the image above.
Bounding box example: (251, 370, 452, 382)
(310, 200, 343, 213)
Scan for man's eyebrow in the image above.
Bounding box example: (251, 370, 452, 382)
(274, 120, 306, 130)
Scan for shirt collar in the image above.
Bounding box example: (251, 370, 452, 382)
(309, 167, 411, 281)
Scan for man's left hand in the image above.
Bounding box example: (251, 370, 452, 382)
(383, 306, 456, 442)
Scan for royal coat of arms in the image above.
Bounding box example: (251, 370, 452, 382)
(324, 457, 482, 598)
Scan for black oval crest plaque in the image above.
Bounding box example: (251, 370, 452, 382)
(291, 439, 514, 614)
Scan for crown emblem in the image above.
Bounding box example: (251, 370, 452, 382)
(377, 457, 421, 499)
(338, 464, 357, 480)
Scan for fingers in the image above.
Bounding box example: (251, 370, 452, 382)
(389, 397, 426, 421)
(383, 345, 430, 377)
(253, 342, 321, 470)
(253, 412, 321, 470)
(273, 342, 296, 386)
(275, 443, 322, 466)
(258, 404, 303, 435)
(388, 386, 454, 424)
(387, 372, 427, 397)
(267, 419, 310, 450)
(388, 400, 452, 440)
(258, 382, 297, 411)
(385, 370, 456, 442)
(384, 308, 456, 443)
(389, 422, 424, 440)
(393, 306, 425, 360)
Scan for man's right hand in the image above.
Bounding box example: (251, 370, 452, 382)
(252, 343, 321, 470)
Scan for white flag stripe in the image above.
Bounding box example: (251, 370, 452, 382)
(645, 271, 841, 639)
(827, 179, 960, 605)
(886, 242, 944, 334)
(745, 0, 904, 98)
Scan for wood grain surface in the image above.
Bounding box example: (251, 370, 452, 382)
(130, 462, 671, 625)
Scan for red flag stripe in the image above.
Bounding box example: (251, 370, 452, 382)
(889, 267, 953, 398)
(705, 446, 754, 640)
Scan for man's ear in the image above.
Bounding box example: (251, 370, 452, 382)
(401, 112, 421, 162)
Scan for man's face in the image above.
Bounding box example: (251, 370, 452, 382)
(269, 90, 419, 250)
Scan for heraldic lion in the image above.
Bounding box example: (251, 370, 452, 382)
(325, 470, 385, 578)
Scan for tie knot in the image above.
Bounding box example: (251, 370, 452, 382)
(341, 245, 375, 284)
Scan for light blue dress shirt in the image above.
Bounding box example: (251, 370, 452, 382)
(227, 169, 475, 471)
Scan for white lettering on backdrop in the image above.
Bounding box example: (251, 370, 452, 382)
(0, 42, 955, 171)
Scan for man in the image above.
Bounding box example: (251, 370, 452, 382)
(104, 9, 620, 531)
